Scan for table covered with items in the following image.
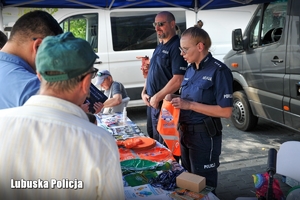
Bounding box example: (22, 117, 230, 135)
(96, 112, 220, 200)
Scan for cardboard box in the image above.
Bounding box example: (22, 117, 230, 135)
(176, 172, 206, 193)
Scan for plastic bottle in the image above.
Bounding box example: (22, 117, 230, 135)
(122, 107, 127, 125)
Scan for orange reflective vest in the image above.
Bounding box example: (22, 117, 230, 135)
(157, 99, 181, 156)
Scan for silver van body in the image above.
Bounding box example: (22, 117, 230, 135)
(224, 0, 300, 132)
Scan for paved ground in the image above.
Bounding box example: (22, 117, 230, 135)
(127, 106, 300, 200)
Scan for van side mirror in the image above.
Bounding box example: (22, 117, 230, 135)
(232, 29, 244, 51)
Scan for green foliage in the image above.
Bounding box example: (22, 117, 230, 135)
(61, 18, 86, 40)
(69, 19, 86, 40)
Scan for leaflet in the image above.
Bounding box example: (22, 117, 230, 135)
(86, 83, 108, 113)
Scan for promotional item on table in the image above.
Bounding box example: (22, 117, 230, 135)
(96, 109, 220, 200)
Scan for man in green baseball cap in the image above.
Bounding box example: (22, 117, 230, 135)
(36, 31, 100, 107)
(0, 32, 125, 200)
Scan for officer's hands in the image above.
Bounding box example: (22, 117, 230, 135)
(165, 94, 180, 101)
(170, 97, 190, 110)
(141, 63, 150, 78)
(149, 95, 159, 109)
(165, 94, 172, 101)
(142, 93, 151, 107)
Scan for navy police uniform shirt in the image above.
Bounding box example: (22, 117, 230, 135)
(146, 35, 187, 97)
(179, 52, 233, 124)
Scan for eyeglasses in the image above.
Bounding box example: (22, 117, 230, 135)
(179, 42, 205, 54)
(80, 68, 98, 81)
(153, 21, 168, 27)
(90, 68, 99, 79)
(178, 47, 190, 54)
(97, 72, 109, 77)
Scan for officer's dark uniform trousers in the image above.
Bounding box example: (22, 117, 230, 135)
(179, 122, 222, 190)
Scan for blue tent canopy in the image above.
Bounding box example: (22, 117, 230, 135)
(0, 0, 275, 30)
(1, 0, 275, 11)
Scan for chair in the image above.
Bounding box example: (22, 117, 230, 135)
(112, 97, 130, 113)
(276, 141, 300, 183)
(236, 141, 300, 200)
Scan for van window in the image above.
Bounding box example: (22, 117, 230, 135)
(249, 1, 287, 48)
(288, 0, 300, 73)
(249, 9, 262, 48)
(59, 13, 99, 52)
(110, 11, 186, 51)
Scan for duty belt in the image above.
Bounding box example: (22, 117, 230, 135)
(179, 123, 207, 133)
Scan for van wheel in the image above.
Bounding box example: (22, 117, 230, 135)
(231, 91, 258, 131)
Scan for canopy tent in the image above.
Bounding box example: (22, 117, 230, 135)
(0, 0, 275, 11)
(0, 0, 275, 30)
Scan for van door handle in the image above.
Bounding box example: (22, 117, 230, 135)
(296, 83, 300, 96)
(271, 58, 283, 63)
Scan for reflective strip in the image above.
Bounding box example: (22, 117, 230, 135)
(160, 135, 179, 140)
(159, 134, 181, 156)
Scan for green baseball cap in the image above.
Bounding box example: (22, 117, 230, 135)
(36, 32, 98, 82)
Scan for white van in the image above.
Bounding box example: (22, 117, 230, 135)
(2, 5, 257, 107)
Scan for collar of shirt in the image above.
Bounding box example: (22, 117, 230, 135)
(0, 51, 36, 74)
(161, 35, 179, 46)
(191, 52, 213, 70)
(24, 95, 89, 120)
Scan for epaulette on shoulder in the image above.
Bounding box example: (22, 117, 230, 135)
(214, 61, 227, 71)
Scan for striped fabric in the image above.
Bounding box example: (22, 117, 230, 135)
(0, 95, 125, 200)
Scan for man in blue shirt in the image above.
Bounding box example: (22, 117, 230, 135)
(141, 11, 187, 144)
(0, 10, 63, 109)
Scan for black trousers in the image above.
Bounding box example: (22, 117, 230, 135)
(146, 106, 154, 138)
(150, 106, 164, 144)
(179, 125, 222, 189)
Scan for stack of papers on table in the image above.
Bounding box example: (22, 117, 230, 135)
(98, 114, 145, 138)
(110, 125, 142, 136)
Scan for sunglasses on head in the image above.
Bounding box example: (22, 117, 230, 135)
(97, 72, 109, 77)
(153, 21, 168, 27)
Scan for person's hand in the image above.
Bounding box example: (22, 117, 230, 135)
(165, 94, 172, 101)
(93, 102, 104, 114)
(165, 94, 181, 101)
(170, 97, 190, 110)
(139, 56, 150, 78)
(141, 64, 149, 78)
(149, 95, 160, 109)
(80, 102, 90, 113)
(141, 93, 151, 107)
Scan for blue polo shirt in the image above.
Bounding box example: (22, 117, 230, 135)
(179, 52, 233, 124)
(146, 35, 187, 97)
(0, 52, 40, 109)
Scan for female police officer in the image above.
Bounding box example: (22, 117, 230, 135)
(167, 21, 233, 194)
